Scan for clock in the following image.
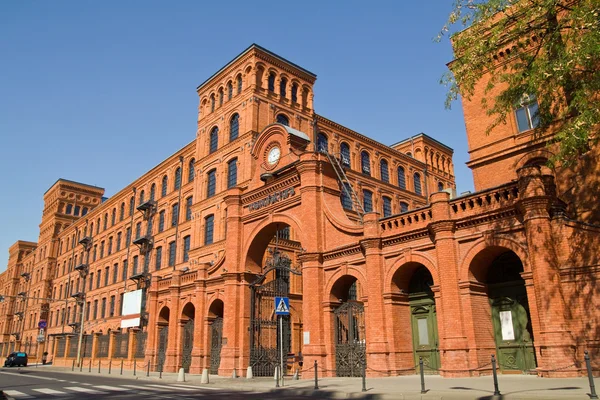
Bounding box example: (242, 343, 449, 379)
(267, 146, 281, 165)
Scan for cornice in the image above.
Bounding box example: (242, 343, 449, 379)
(255, 52, 317, 84)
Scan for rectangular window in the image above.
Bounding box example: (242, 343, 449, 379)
(205, 215, 214, 245)
(382, 197, 392, 218)
(158, 211, 165, 232)
(108, 237, 113, 255)
(135, 222, 141, 239)
(227, 160, 237, 188)
(133, 255, 139, 275)
(183, 236, 191, 262)
(122, 260, 128, 281)
(207, 170, 216, 198)
(85, 302, 90, 321)
(93, 300, 98, 320)
(104, 267, 109, 286)
(168, 241, 176, 267)
(109, 295, 115, 317)
(126, 228, 131, 245)
(185, 197, 193, 221)
(96, 270, 101, 289)
(93, 246, 97, 262)
(101, 298, 106, 319)
(119, 293, 124, 316)
(113, 263, 118, 284)
(155, 247, 162, 270)
(99, 241, 104, 259)
(147, 215, 154, 235)
(89, 273, 94, 291)
(363, 190, 373, 213)
(171, 204, 179, 227)
(515, 95, 540, 132)
(116, 232, 121, 251)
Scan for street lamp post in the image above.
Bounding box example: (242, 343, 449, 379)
(74, 235, 92, 368)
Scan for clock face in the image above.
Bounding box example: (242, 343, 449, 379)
(267, 146, 281, 165)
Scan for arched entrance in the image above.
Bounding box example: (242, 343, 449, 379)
(208, 299, 224, 374)
(471, 247, 536, 372)
(331, 275, 365, 377)
(156, 306, 169, 372)
(247, 223, 302, 377)
(391, 262, 440, 373)
(181, 303, 195, 373)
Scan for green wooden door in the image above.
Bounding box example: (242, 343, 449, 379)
(411, 298, 440, 373)
(491, 294, 536, 372)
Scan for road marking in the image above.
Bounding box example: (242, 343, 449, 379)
(122, 384, 172, 392)
(33, 388, 67, 395)
(147, 384, 196, 391)
(64, 386, 107, 394)
(170, 383, 220, 390)
(0, 371, 57, 381)
(93, 385, 131, 391)
(3, 390, 34, 399)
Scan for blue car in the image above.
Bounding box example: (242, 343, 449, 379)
(4, 352, 27, 367)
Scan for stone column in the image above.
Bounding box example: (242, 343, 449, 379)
(428, 191, 469, 376)
(360, 213, 389, 376)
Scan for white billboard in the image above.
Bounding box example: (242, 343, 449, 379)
(120, 289, 143, 328)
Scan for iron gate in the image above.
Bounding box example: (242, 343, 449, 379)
(210, 317, 223, 374)
(135, 331, 147, 359)
(181, 319, 194, 373)
(156, 326, 168, 372)
(249, 249, 299, 377)
(335, 301, 366, 377)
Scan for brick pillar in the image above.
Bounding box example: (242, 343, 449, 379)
(360, 212, 389, 376)
(165, 271, 181, 372)
(108, 330, 117, 360)
(127, 329, 136, 361)
(429, 191, 469, 376)
(517, 166, 575, 376)
(218, 272, 241, 376)
(91, 332, 100, 360)
(191, 281, 206, 375)
(145, 278, 159, 368)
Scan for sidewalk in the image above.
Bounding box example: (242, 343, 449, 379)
(24, 363, 600, 399)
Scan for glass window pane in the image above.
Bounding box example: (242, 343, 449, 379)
(417, 318, 429, 345)
(515, 107, 530, 132)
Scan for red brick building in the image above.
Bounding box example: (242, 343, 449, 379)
(0, 43, 597, 378)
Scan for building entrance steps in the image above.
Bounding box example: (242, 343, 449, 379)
(20, 365, 598, 400)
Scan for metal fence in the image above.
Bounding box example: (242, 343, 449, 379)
(96, 334, 109, 358)
(56, 337, 66, 357)
(82, 335, 92, 358)
(135, 331, 147, 359)
(113, 333, 129, 358)
(68, 337, 78, 357)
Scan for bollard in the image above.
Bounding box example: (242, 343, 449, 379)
(585, 350, 598, 399)
(160, 367, 163, 379)
(314, 360, 319, 390)
(72, 359, 75, 371)
(120, 359, 124, 375)
(274, 365, 280, 388)
(362, 362, 367, 392)
(133, 360, 137, 376)
(108, 360, 112, 375)
(147, 362, 150, 377)
(88, 359, 92, 373)
(80, 359, 83, 372)
(201, 368, 210, 384)
(420, 357, 427, 394)
(98, 359, 101, 374)
(491, 354, 500, 396)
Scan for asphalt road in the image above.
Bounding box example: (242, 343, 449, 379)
(0, 367, 313, 399)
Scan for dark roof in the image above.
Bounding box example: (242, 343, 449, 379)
(390, 133, 454, 153)
(44, 179, 104, 195)
(196, 43, 317, 91)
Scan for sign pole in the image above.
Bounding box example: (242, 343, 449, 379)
(279, 315, 284, 387)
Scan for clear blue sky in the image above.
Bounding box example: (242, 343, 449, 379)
(0, 1, 471, 271)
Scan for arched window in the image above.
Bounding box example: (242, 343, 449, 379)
(82, 207, 88, 216)
(209, 126, 219, 153)
(111, 208, 116, 225)
(400, 201, 409, 213)
(174, 167, 182, 190)
(237, 74, 242, 94)
(316, 133, 328, 153)
(66, 204, 73, 214)
(397, 166, 406, 190)
(161, 175, 168, 197)
(406, 152, 412, 158)
(227, 158, 238, 189)
(438, 181, 444, 192)
(119, 202, 125, 221)
(280, 77, 287, 97)
(382, 196, 392, 217)
(363, 189, 373, 212)
(276, 114, 289, 126)
(74, 206, 80, 216)
(205, 214, 214, 245)
(380, 159, 389, 183)
(210, 95, 215, 112)
(340, 142, 351, 167)
(414, 173, 422, 196)
(129, 197, 134, 216)
(227, 82, 233, 100)
(268, 73, 275, 92)
(139, 190, 145, 205)
(207, 169, 216, 198)
(361, 151, 371, 175)
(340, 182, 353, 210)
(230, 113, 239, 141)
(103, 213, 108, 230)
(150, 183, 156, 201)
(188, 159, 195, 182)
(218, 88, 223, 107)
(291, 83, 298, 103)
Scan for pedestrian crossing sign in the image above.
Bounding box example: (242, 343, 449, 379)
(275, 297, 290, 315)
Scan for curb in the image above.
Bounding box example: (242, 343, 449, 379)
(1, 391, 15, 400)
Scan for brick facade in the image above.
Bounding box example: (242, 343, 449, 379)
(1, 44, 598, 378)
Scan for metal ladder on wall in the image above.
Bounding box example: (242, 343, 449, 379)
(323, 151, 365, 223)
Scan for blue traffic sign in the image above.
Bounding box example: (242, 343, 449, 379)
(38, 320, 47, 329)
(274, 297, 290, 315)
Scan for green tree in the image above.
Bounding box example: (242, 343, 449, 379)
(440, 0, 600, 165)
